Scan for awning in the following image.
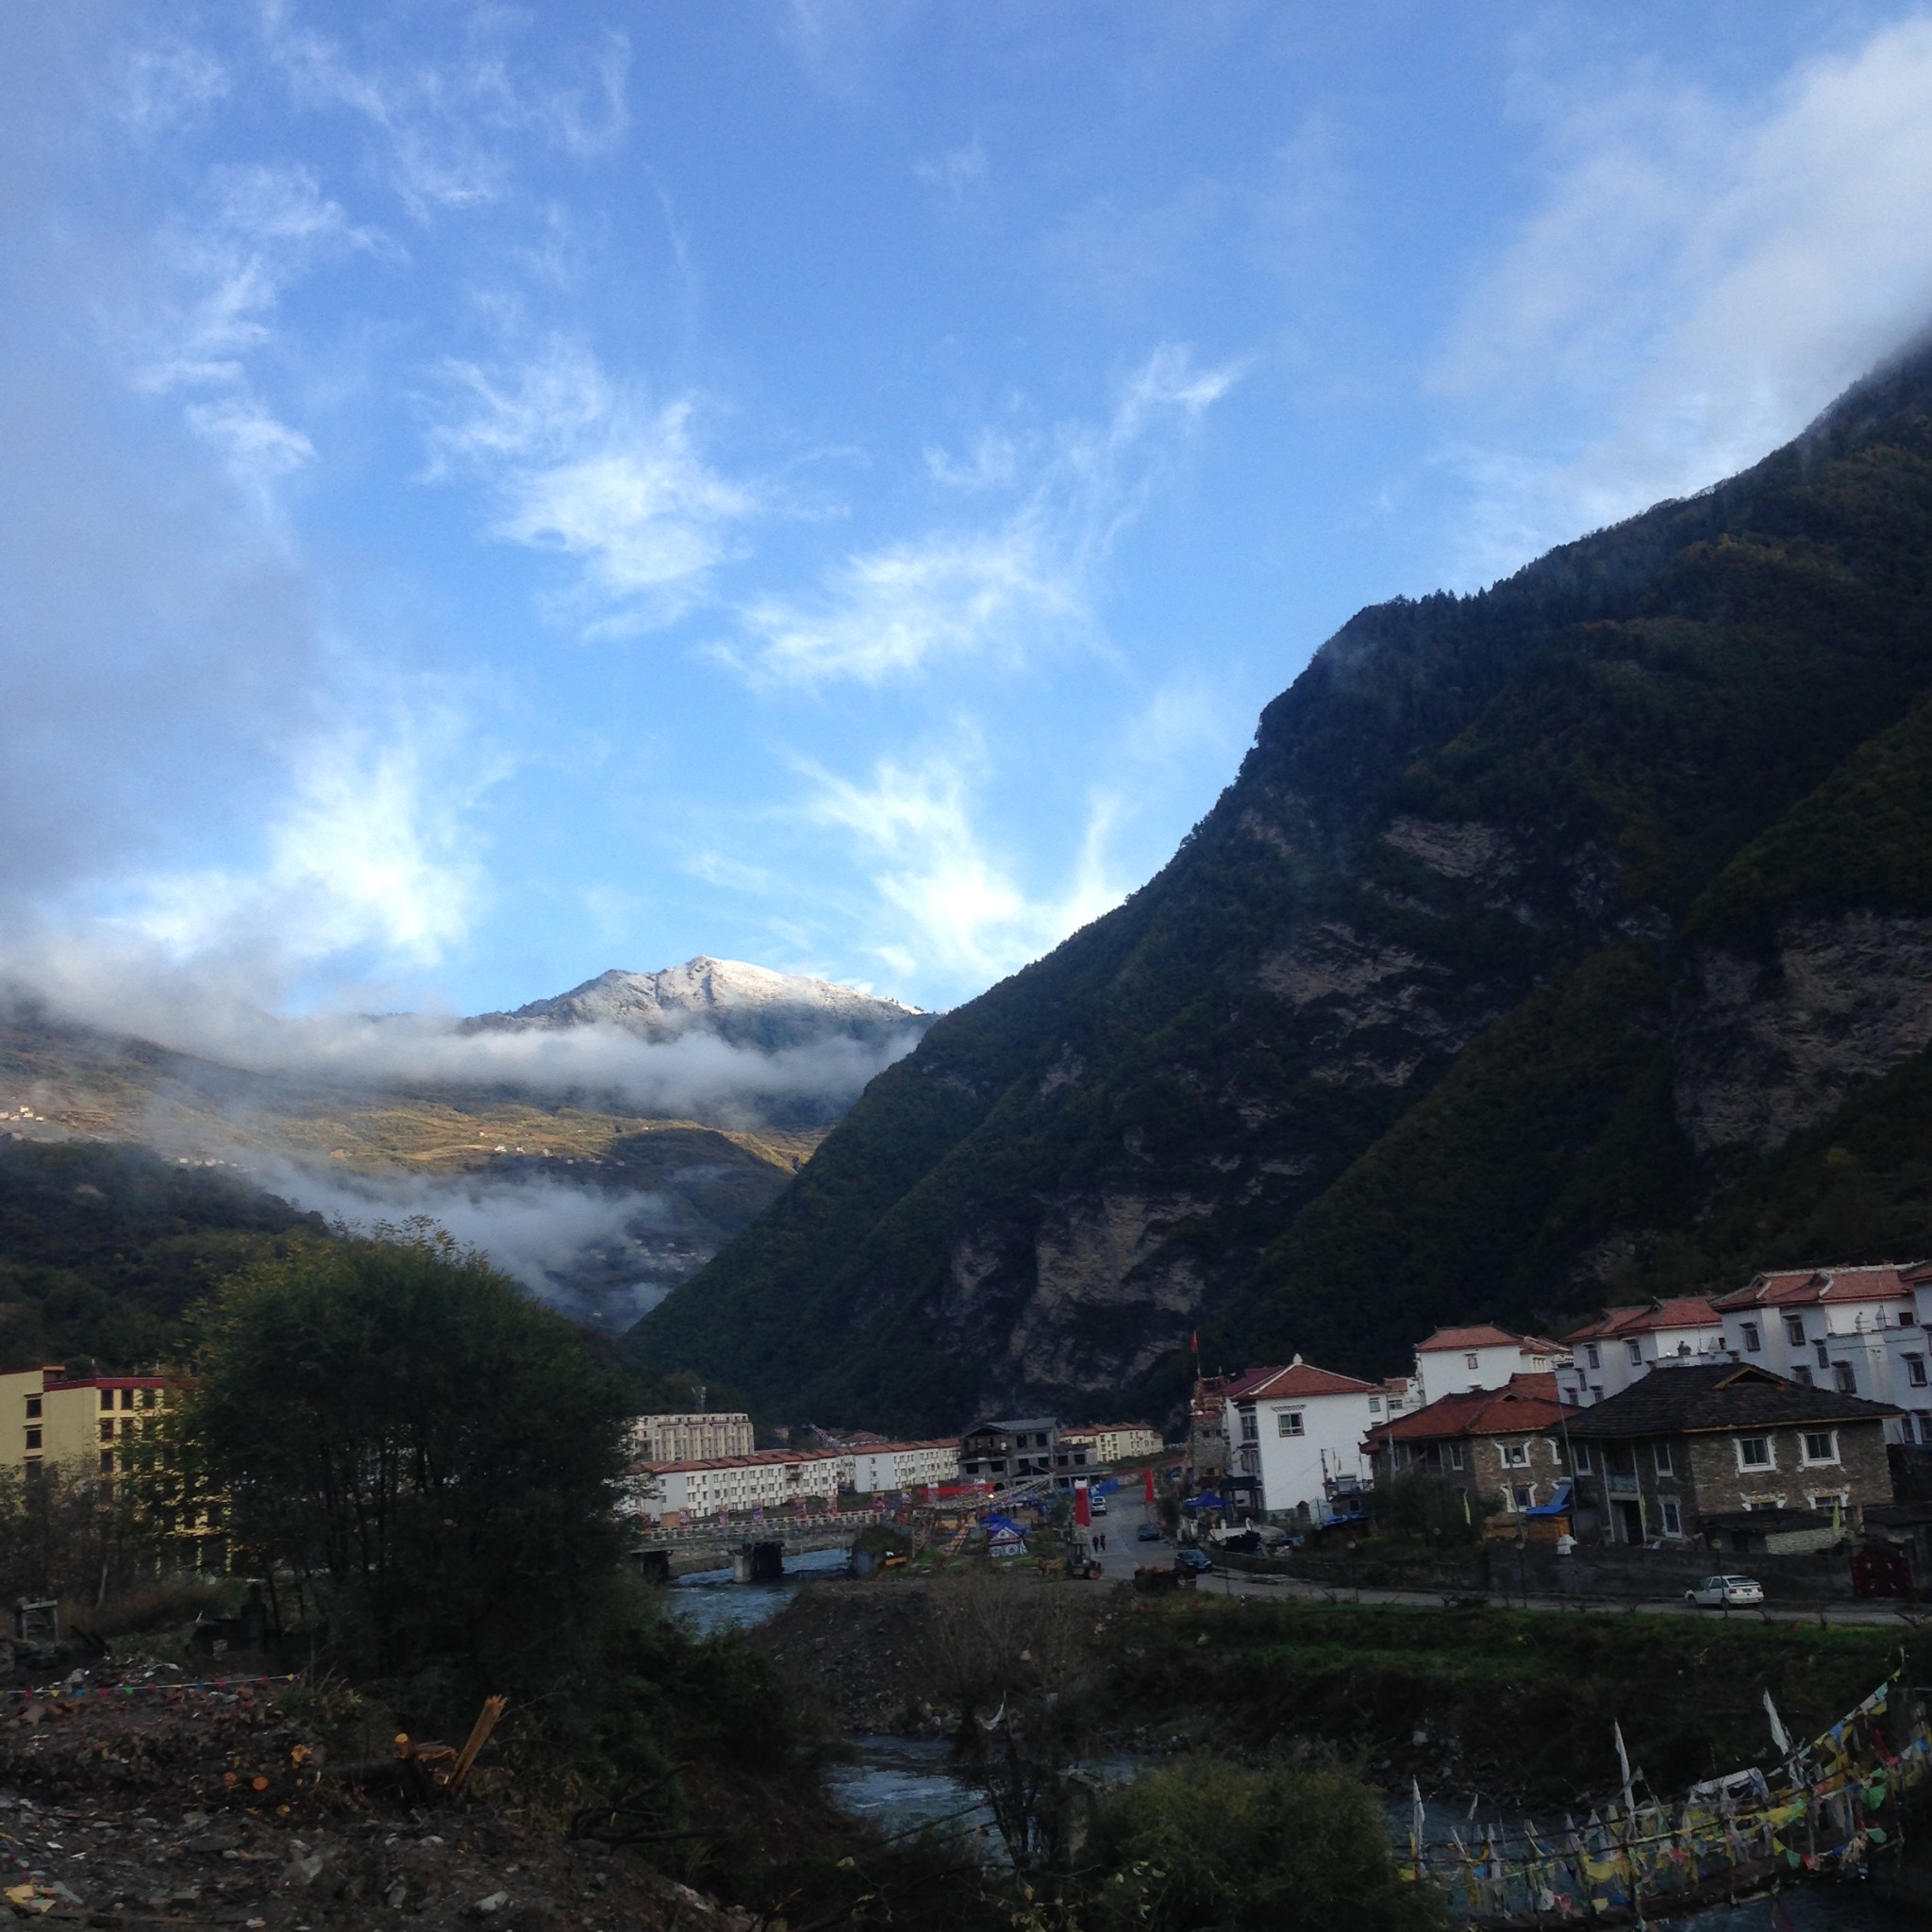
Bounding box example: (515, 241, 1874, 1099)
(1523, 1481, 1573, 1518)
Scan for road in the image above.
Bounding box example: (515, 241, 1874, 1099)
(1083, 1489, 1922, 1627)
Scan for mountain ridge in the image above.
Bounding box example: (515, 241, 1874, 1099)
(627, 338, 1932, 1434)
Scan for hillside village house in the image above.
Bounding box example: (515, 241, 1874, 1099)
(1364, 1374, 1577, 1531)
(1412, 1325, 1568, 1405)
(1219, 1359, 1386, 1524)
(628, 1410, 756, 1461)
(1712, 1264, 1932, 1445)
(1563, 1362, 1898, 1549)
(1059, 1423, 1163, 1463)
(959, 1418, 1068, 1487)
(626, 1448, 841, 1522)
(1558, 1299, 1726, 1407)
(847, 1440, 962, 1493)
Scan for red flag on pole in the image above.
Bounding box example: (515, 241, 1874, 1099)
(1143, 1467, 1156, 1506)
(1074, 1480, 1091, 1528)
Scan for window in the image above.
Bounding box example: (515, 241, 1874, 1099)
(1277, 1410, 1305, 1438)
(1464, 1353, 1479, 1370)
(98, 1419, 113, 1443)
(1240, 1408, 1258, 1442)
(1834, 1362, 1857, 1394)
(1500, 1441, 1529, 1468)
(1585, 1344, 1601, 1369)
(1573, 1442, 1592, 1474)
(23, 1429, 39, 1452)
(97, 1450, 112, 1474)
(1737, 1436, 1773, 1470)
(98, 1389, 113, 1411)
(1801, 1430, 1839, 1466)
(1512, 1484, 1535, 1510)
(119, 1389, 134, 1410)
(1900, 1310, 1918, 1326)
(1816, 1341, 1830, 1368)
(1785, 1316, 1807, 1346)
(23, 1397, 39, 1420)
(1654, 1443, 1675, 1477)
(1908, 1355, 1929, 1389)
(1659, 1499, 1683, 1538)
(1389, 1397, 1404, 1412)
(1368, 1396, 1382, 1413)
(141, 1389, 157, 1410)
(1741, 1323, 1760, 1354)
(1626, 1341, 1642, 1367)
(1794, 1367, 1813, 1387)
(1447, 1442, 1465, 1471)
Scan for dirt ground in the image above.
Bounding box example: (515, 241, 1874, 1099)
(0, 1658, 751, 1930)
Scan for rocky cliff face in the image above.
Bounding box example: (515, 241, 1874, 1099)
(632, 342, 1932, 1434)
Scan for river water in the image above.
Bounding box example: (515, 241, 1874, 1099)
(669, 1560, 1915, 1927)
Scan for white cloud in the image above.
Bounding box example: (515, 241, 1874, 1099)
(431, 341, 756, 622)
(131, 161, 369, 496)
(732, 342, 1241, 685)
(916, 136, 989, 201)
(803, 746, 1125, 986)
(260, 5, 631, 217)
(738, 521, 1082, 685)
(115, 710, 488, 982)
(1440, 15, 1932, 570)
(113, 37, 231, 134)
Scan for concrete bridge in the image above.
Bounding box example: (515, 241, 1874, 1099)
(628, 1513, 869, 1582)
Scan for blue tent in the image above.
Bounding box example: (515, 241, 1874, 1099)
(1188, 1491, 1227, 1511)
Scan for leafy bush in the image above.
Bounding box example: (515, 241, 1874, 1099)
(1078, 1758, 1442, 1932)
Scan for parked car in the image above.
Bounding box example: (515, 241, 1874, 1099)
(1136, 1521, 1163, 1542)
(1174, 1547, 1214, 1574)
(1686, 1574, 1765, 1608)
(1091, 1496, 1108, 1515)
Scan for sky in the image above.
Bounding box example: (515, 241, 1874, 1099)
(8, 0, 1932, 1042)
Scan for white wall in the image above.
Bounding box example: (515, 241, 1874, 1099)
(1227, 1390, 1379, 1521)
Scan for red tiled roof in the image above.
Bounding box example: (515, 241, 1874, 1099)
(1222, 1360, 1380, 1401)
(1564, 1298, 1721, 1342)
(1365, 1373, 1574, 1444)
(1416, 1325, 1564, 1355)
(1712, 1264, 1928, 1311)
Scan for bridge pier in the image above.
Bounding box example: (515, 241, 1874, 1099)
(733, 1540, 785, 1583)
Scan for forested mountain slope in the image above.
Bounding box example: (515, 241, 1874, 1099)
(632, 341, 1932, 1435)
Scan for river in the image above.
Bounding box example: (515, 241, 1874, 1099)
(669, 1557, 1915, 1927)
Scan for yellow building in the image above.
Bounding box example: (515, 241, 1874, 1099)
(0, 1366, 180, 1479)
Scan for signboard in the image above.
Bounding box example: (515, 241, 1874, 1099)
(677, 1509, 691, 1528)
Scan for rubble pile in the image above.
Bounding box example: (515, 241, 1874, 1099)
(0, 1666, 750, 1929)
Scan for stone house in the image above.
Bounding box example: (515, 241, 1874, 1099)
(1563, 1362, 1897, 1548)
(1362, 1374, 1577, 1532)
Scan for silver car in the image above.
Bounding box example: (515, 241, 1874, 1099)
(1686, 1574, 1765, 1607)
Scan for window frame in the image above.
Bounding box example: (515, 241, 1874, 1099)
(1741, 1322, 1760, 1354)
(1653, 1442, 1675, 1477)
(1736, 1435, 1774, 1472)
(1499, 1440, 1530, 1469)
(1800, 1428, 1840, 1467)
(1658, 1498, 1683, 1538)
(1277, 1409, 1305, 1439)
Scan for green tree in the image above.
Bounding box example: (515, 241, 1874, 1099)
(180, 1224, 634, 1687)
(1078, 1758, 1443, 1932)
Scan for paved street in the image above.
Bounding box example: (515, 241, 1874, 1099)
(1083, 1488, 1922, 1627)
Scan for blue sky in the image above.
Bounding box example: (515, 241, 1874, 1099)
(8, 1, 1932, 1041)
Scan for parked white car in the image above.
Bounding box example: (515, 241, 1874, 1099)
(1686, 1574, 1765, 1607)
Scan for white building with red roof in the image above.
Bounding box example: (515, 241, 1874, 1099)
(1557, 1298, 1726, 1407)
(1219, 1357, 1389, 1524)
(1713, 1262, 1932, 1444)
(1412, 1324, 1568, 1407)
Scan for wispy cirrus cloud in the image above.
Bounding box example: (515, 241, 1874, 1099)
(802, 742, 1125, 988)
(727, 342, 1241, 687)
(1439, 14, 1932, 574)
(128, 161, 374, 494)
(260, 2, 630, 217)
(429, 341, 757, 625)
